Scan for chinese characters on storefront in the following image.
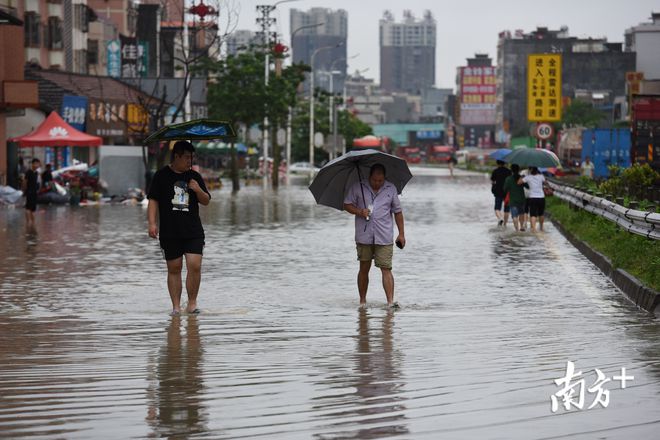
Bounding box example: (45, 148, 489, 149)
(86, 100, 150, 138)
(460, 66, 497, 125)
(527, 54, 562, 122)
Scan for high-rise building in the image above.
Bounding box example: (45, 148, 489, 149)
(226, 30, 260, 56)
(379, 10, 435, 94)
(496, 26, 635, 137)
(625, 12, 660, 80)
(290, 7, 347, 93)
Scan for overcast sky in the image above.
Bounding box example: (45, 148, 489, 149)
(226, 0, 658, 89)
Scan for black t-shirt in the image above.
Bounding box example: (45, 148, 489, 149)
(147, 166, 210, 240)
(42, 170, 53, 185)
(491, 166, 512, 198)
(25, 169, 39, 198)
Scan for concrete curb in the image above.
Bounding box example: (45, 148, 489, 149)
(550, 216, 660, 314)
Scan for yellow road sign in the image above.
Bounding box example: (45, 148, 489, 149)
(527, 54, 562, 122)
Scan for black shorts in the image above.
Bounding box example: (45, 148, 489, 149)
(25, 196, 37, 212)
(494, 196, 510, 213)
(160, 238, 205, 260)
(528, 198, 546, 217)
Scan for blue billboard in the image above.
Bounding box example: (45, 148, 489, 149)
(61, 95, 88, 132)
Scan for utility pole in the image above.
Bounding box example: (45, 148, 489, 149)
(256, 5, 277, 183)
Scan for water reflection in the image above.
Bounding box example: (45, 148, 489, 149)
(351, 310, 408, 438)
(315, 310, 408, 439)
(147, 316, 207, 438)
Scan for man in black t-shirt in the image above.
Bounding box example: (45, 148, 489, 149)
(490, 160, 512, 227)
(147, 141, 211, 315)
(23, 158, 40, 228)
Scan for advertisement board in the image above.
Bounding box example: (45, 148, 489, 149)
(459, 66, 496, 125)
(527, 54, 562, 122)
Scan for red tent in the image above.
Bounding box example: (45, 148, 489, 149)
(9, 111, 102, 147)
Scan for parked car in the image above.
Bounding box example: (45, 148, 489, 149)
(289, 162, 320, 174)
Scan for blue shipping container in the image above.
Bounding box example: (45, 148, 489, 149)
(581, 129, 631, 178)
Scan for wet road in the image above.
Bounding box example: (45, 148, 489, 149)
(1, 168, 659, 439)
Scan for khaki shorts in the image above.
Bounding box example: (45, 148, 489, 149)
(356, 243, 393, 269)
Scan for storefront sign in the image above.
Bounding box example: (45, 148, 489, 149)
(460, 66, 497, 125)
(61, 95, 88, 131)
(107, 40, 121, 78)
(87, 99, 151, 138)
(527, 54, 562, 122)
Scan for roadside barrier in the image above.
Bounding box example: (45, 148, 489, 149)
(546, 180, 660, 241)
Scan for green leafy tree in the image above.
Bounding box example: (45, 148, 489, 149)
(561, 99, 604, 128)
(201, 49, 307, 189)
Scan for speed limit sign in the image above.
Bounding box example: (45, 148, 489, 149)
(536, 123, 554, 140)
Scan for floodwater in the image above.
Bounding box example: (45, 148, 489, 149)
(1, 167, 659, 439)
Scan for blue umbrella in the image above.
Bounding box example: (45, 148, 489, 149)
(143, 119, 236, 144)
(309, 149, 412, 211)
(489, 148, 512, 161)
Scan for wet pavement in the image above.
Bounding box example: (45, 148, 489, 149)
(1, 168, 659, 439)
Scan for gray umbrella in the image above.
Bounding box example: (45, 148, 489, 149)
(309, 149, 413, 211)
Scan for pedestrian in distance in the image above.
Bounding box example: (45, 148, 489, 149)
(343, 163, 406, 309)
(147, 141, 211, 316)
(41, 163, 53, 193)
(503, 164, 526, 232)
(519, 166, 546, 232)
(22, 158, 40, 229)
(448, 153, 458, 177)
(490, 160, 511, 227)
(581, 156, 595, 179)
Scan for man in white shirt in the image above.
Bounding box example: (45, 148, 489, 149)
(581, 156, 595, 179)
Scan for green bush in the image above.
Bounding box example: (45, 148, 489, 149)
(597, 164, 660, 200)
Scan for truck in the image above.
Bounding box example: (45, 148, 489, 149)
(631, 95, 660, 170)
(581, 129, 631, 179)
(395, 146, 422, 164)
(426, 145, 455, 164)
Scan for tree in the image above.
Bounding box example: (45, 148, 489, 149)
(561, 99, 604, 128)
(337, 109, 373, 147)
(202, 49, 307, 190)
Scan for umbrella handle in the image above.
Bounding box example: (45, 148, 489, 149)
(356, 163, 369, 221)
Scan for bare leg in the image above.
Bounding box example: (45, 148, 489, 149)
(185, 253, 202, 312)
(539, 215, 545, 231)
(381, 268, 395, 305)
(530, 216, 537, 232)
(25, 210, 34, 228)
(166, 257, 183, 313)
(512, 217, 520, 231)
(358, 260, 371, 305)
(503, 211, 510, 227)
(495, 210, 502, 221)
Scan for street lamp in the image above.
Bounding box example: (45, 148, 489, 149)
(257, 0, 300, 182)
(327, 54, 357, 159)
(285, 22, 324, 182)
(309, 41, 343, 172)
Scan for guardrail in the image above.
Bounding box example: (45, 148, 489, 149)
(547, 180, 660, 240)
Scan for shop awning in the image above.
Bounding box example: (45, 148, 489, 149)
(9, 111, 102, 147)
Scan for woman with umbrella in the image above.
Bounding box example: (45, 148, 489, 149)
(503, 148, 560, 233)
(519, 167, 546, 232)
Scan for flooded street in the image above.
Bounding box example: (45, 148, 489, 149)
(1, 169, 659, 439)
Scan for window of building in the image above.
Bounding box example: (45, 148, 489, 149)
(74, 49, 88, 74)
(24, 12, 41, 47)
(74, 4, 89, 32)
(87, 39, 99, 65)
(45, 17, 63, 49)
